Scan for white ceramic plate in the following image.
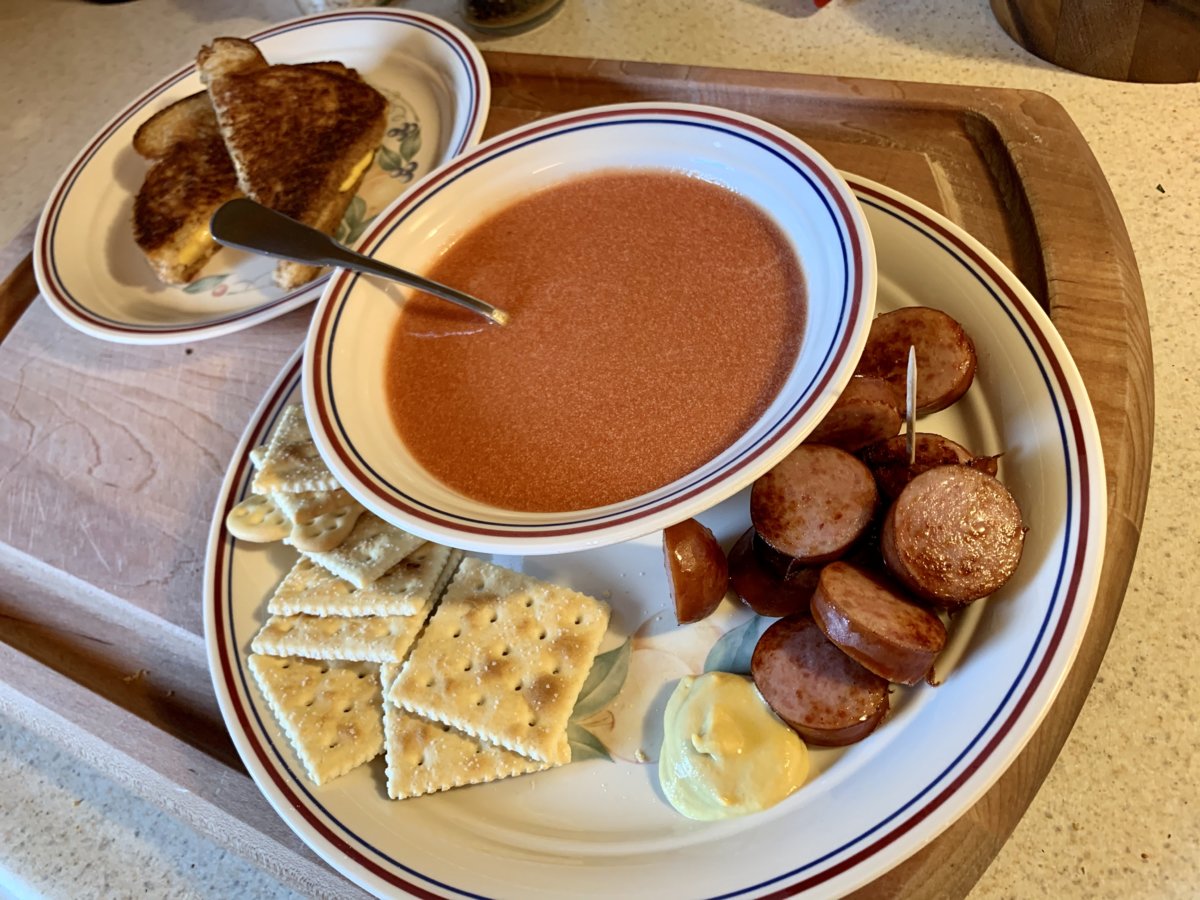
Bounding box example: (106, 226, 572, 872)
(34, 9, 488, 345)
(304, 103, 876, 555)
(204, 174, 1105, 899)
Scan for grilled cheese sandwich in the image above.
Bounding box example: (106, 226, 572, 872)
(131, 41, 387, 289)
(197, 38, 388, 290)
(131, 93, 240, 285)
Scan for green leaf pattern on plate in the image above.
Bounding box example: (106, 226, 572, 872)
(376, 86, 422, 184)
(183, 274, 228, 294)
(567, 721, 611, 763)
(703, 615, 771, 675)
(336, 194, 375, 246)
(399, 125, 422, 163)
(567, 637, 631, 762)
(572, 638, 631, 720)
(182, 269, 277, 298)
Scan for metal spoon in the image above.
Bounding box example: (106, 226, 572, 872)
(209, 198, 509, 326)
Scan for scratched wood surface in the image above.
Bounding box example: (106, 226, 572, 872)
(0, 52, 1152, 898)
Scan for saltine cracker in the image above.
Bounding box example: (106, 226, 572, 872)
(389, 557, 610, 766)
(252, 608, 432, 664)
(272, 487, 365, 553)
(269, 543, 457, 617)
(247, 654, 384, 785)
(380, 665, 552, 800)
(295, 512, 424, 589)
(251, 403, 340, 494)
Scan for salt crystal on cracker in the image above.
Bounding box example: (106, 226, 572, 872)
(295, 512, 424, 589)
(270, 544, 458, 617)
(380, 665, 552, 800)
(389, 557, 610, 766)
(225, 493, 289, 542)
(251, 404, 341, 494)
(252, 608, 432, 664)
(247, 654, 383, 786)
(273, 488, 365, 553)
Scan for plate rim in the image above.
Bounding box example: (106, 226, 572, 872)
(203, 172, 1107, 898)
(32, 8, 490, 346)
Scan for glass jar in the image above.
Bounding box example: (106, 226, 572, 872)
(462, 0, 566, 35)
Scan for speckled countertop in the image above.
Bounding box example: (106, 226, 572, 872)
(0, 0, 1195, 897)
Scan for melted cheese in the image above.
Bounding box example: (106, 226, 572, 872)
(177, 226, 212, 266)
(339, 151, 375, 192)
(658, 672, 809, 820)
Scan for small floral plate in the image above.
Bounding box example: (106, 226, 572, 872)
(34, 9, 488, 345)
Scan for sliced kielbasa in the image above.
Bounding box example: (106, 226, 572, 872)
(881, 465, 1025, 610)
(750, 444, 878, 565)
(810, 562, 946, 685)
(728, 527, 819, 618)
(805, 375, 904, 453)
(663, 518, 729, 625)
(751, 614, 890, 746)
(859, 432, 998, 500)
(854, 307, 977, 415)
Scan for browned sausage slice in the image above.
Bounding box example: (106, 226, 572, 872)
(810, 562, 946, 685)
(854, 307, 977, 415)
(881, 465, 1025, 610)
(805, 376, 903, 452)
(750, 444, 878, 565)
(752, 615, 889, 746)
(728, 527, 819, 618)
(663, 518, 729, 624)
(859, 432, 998, 500)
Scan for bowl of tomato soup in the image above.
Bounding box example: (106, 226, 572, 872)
(303, 102, 876, 554)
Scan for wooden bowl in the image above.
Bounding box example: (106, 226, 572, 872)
(991, 0, 1200, 83)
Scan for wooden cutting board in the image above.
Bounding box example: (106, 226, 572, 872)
(0, 52, 1151, 899)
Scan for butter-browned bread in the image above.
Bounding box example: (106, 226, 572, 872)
(132, 92, 240, 285)
(197, 37, 388, 289)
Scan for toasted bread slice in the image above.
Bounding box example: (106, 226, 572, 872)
(198, 37, 388, 290)
(132, 92, 240, 285)
(133, 93, 224, 159)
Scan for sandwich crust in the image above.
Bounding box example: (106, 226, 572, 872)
(133, 93, 224, 160)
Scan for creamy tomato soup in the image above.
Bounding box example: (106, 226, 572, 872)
(385, 170, 806, 512)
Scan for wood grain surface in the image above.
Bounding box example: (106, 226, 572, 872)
(0, 52, 1152, 899)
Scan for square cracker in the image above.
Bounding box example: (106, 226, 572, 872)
(251, 403, 341, 494)
(269, 543, 458, 617)
(380, 665, 552, 800)
(296, 512, 425, 589)
(389, 557, 610, 766)
(272, 487, 365, 553)
(247, 654, 383, 786)
(251, 608, 432, 664)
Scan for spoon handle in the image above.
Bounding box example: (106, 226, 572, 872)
(209, 198, 508, 326)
